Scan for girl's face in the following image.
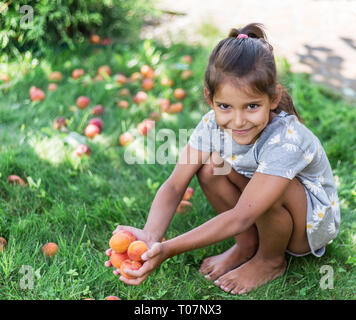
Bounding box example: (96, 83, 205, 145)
(205, 81, 282, 145)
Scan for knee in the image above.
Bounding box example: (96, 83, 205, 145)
(197, 162, 215, 186)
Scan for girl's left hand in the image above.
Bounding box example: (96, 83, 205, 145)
(117, 242, 168, 286)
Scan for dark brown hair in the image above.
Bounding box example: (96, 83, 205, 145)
(204, 22, 303, 122)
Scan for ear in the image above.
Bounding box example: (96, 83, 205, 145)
(204, 87, 214, 109)
(270, 84, 283, 111)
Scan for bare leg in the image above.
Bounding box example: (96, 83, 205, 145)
(197, 152, 258, 281)
(214, 178, 310, 294)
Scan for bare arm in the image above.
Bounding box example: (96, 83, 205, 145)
(163, 172, 292, 257)
(143, 143, 211, 241)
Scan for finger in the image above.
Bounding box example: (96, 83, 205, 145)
(123, 260, 153, 278)
(104, 260, 112, 268)
(119, 274, 147, 286)
(113, 268, 120, 276)
(143, 242, 162, 260)
(105, 248, 112, 257)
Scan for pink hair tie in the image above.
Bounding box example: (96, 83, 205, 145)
(237, 34, 248, 39)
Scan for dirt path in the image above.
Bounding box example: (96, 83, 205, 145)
(143, 0, 356, 101)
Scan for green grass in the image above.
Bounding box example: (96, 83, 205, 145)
(0, 38, 355, 300)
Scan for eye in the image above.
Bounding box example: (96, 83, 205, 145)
(217, 103, 231, 110)
(247, 104, 259, 110)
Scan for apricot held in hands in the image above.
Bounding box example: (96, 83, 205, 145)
(120, 260, 142, 279)
(109, 230, 135, 253)
(127, 240, 148, 262)
(110, 251, 129, 268)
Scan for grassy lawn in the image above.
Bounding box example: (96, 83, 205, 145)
(0, 37, 355, 300)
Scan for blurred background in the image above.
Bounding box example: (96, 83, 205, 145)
(146, 0, 356, 101)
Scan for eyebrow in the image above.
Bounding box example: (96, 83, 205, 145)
(214, 100, 264, 105)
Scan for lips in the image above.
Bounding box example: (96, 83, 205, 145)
(231, 128, 252, 135)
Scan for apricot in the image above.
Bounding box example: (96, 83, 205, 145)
(150, 111, 161, 121)
(75, 144, 91, 157)
(110, 251, 129, 268)
(158, 98, 170, 113)
(88, 118, 103, 131)
(137, 119, 155, 136)
(85, 124, 100, 139)
(93, 74, 104, 82)
(176, 200, 193, 215)
(142, 78, 154, 91)
(127, 240, 148, 262)
(168, 102, 183, 114)
(181, 70, 193, 80)
(133, 91, 147, 104)
(161, 77, 173, 87)
(0, 237, 7, 252)
(0, 74, 10, 83)
(118, 88, 130, 97)
(92, 105, 104, 115)
(105, 296, 121, 300)
(29, 87, 45, 101)
(76, 96, 90, 109)
(109, 230, 135, 253)
(90, 34, 101, 44)
(47, 83, 58, 91)
(173, 88, 186, 100)
(97, 65, 111, 77)
(130, 72, 142, 82)
(115, 74, 127, 85)
(8, 175, 27, 186)
(182, 55, 193, 64)
(42, 242, 58, 257)
(140, 65, 155, 79)
(120, 260, 142, 279)
(72, 68, 85, 79)
(118, 100, 129, 109)
(119, 132, 134, 146)
(183, 187, 194, 201)
(53, 117, 67, 130)
(49, 71, 62, 81)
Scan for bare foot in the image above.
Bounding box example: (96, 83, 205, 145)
(199, 243, 256, 281)
(214, 255, 287, 294)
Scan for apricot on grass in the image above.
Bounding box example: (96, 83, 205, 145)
(120, 260, 142, 279)
(75, 144, 91, 157)
(72, 68, 85, 79)
(97, 65, 111, 77)
(119, 132, 134, 147)
(88, 118, 103, 131)
(105, 296, 121, 300)
(118, 100, 129, 109)
(168, 102, 183, 114)
(8, 175, 27, 186)
(85, 124, 101, 139)
(0, 237, 7, 252)
(137, 119, 155, 136)
(42, 242, 58, 257)
(176, 200, 193, 215)
(127, 240, 148, 262)
(76, 96, 90, 109)
(173, 88, 186, 100)
(92, 105, 104, 115)
(49, 71, 62, 81)
(110, 251, 129, 268)
(109, 230, 135, 253)
(142, 78, 154, 91)
(183, 187, 194, 201)
(47, 83, 58, 91)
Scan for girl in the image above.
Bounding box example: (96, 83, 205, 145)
(105, 23, 340, 295)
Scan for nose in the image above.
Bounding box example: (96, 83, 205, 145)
(232, 109, 246, 129)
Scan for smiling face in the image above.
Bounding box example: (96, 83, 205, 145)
(205, 80, 282, 145)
